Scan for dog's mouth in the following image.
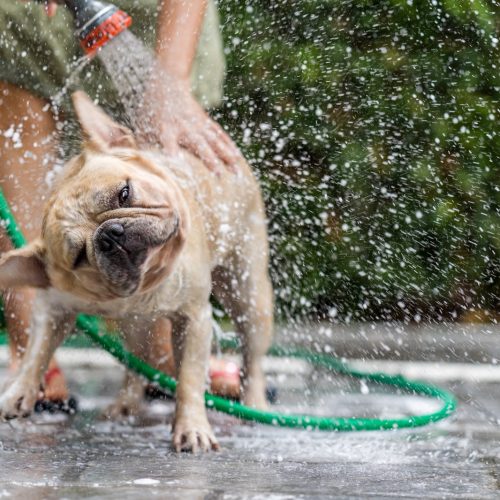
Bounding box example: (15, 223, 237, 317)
(92, 213, 179, 297)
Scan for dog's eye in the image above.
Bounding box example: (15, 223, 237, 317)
(118, 185, 130, 206)
(73, 246, 87, 269)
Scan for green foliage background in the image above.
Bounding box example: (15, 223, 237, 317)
(215, 0, 499, 322)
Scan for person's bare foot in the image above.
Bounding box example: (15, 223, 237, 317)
(42, 362, 69, 401)
(209, 358, 240, 399)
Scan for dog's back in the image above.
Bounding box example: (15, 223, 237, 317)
(146, 150, 268, 271)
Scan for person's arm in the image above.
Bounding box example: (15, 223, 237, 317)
(139, 0, 240, 174)
(155, 0, 207, 83)
(44, 0, 240, 173)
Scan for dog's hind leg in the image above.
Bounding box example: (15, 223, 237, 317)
(103, 317, 154, 420)
(147, 317, 176, 378)
(212, 194, 273, 409)
(103, 369, 145, 420)
(213, 247, 274, 409)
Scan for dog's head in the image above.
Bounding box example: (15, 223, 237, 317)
(0, 92, 188, 301)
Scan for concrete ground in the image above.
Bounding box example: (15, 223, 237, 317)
(0, 323, 499, 499)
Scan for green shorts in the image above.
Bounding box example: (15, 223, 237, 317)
(0, 0, 225, 111)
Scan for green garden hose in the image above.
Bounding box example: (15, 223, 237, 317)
(0, 188, 457, 431)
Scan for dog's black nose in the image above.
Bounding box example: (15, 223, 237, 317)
(108, 223, 125, 237)
(98, 223, 125, 253)
(98, 234, 114, 252)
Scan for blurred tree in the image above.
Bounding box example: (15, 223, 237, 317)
(216, 0, 499, 322)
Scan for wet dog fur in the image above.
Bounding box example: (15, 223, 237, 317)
(0, 92, 273, 452)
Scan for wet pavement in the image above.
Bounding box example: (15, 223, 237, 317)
(0, 324, 500, 499)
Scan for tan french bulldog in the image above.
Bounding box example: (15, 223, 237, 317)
(0, 91, 273, 452)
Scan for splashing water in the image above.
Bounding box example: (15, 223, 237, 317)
(47, 30, 155, 139)
(50, 55, 93, 114)
(45, 1, 499, 326)
(96, 30, 153, 133)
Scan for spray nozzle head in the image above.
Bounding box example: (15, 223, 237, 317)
(65, 0, 132, 55)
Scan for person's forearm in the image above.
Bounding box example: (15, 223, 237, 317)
(155, 0, 208, 83)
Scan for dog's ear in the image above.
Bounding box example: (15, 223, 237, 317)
(0, 240, 50, 289)
(71, 91, 137, 151)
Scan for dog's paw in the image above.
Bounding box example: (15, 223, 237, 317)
(0, 379, 39, 419)
(243, 394, 268, 411)
(103, 396, 142, 420)
(172, 416, 219, 453)
(242, 382, 268, 411)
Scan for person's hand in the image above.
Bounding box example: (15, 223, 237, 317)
(139, 67, 242, 175)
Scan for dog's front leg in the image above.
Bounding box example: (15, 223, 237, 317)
(171, 305, 218, 453)
(0, 294, 74, 419)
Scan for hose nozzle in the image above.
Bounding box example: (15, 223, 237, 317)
(48, 0, 132, 55)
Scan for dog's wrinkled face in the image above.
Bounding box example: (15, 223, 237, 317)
(42, 151, 186, 301)
(0, 91, 187, 302)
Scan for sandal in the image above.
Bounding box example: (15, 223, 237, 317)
(34, 367, 78, 415)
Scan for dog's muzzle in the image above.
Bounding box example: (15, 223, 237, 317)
(93, 214, 179, 296)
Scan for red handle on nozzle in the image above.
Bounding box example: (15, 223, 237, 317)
(80, 8, 132, 55)
(33, 1, 133, 55)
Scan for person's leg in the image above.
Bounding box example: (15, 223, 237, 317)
(0, 81, 68, 400)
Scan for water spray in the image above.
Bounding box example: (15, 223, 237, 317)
(37, 0, 132, 55)
(21, 0, 457, 432)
